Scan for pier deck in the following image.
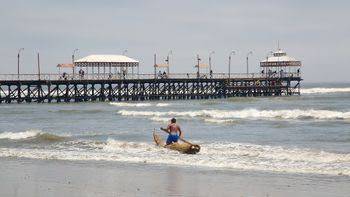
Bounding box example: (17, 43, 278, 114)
(0, 73, 301, 103)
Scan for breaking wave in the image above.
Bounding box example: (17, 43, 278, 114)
(301, 87, 350, 94)
(0, 139, 349, 176)
(156, 103, 170, 107)
(0, 130, 39, 140)
(149, 117, 171, 123)
(0, 130, 66, 142)
(204, 118, 238, 124)
(110, 102, 152, 107)
(109, 102, 170, 107)
(118, 109, 350, 121)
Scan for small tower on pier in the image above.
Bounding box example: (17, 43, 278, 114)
(260, 48, 302, 78)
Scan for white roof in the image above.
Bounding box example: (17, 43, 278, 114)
(261, 56, 298, 62)
(75, 55, 139, 63)
(261, 49, 299, 63)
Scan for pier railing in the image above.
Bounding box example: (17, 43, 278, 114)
(0, 72, 300, 81)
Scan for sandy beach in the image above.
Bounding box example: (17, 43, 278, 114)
(1, 158, 349, 197)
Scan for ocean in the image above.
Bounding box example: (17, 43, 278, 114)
(0, 82, 350, 196)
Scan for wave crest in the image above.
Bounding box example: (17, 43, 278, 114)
(0, 130, 40, 140)
(0, 130, 66, 142)
(109, 102, 152, 107)
(301, 87, 350, 94)
(149, 117, 171, 123)
(109, 102, 170, 107)
(1, 140, 349, 176)
(118, 109, 350, 121)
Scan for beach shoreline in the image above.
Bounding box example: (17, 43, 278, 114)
(1, 157, 349, 197)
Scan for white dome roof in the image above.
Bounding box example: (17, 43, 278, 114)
(75, 55, 138, 63)
(260, 49, 301, 67)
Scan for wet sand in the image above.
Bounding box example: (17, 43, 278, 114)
(0, 158, 349, 197)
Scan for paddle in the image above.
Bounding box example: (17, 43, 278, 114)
(160, 127, 194, 146)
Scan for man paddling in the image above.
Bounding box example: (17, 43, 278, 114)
(161, 118, 183, 145)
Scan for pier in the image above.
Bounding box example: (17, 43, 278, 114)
(0, 48, 302, 104)
(0, 73, 301, 103)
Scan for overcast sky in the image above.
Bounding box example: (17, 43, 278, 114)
(0, 0, 349, 82)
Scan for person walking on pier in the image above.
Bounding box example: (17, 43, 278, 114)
(78, 69, 85, 79)
(280, 69, 284, 78)
(161, 118, 183, 145)
(62, 72, 68, 80)
(122, 70, 126, 79)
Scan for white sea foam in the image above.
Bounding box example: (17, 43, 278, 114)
(149, 117, 171, 123)
(1, 139, 349, 176)
(0, 130, 68, 142)
(109, 102, 170, 107)
(0, 130, 40, 140)
(109, 102, 152, 107)
(156, 103, 170, 107)
(301, 87, 350, 94)
(118, 109, 350, 121)
(204, 118, 237, 124)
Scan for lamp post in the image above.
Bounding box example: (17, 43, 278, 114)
(154, 53, 157, 79)
(165, 50, 172, 76)
(209, 51, 215, 74)
(37, 52, 41, 80)
(228, 50, 236, 79)
(122, 50, 128, 55)
(246, 51, 253, 77)
(17, 48, 24, 80)
(122, 50, 128, 77)
(196, 55, 201, 78)
(72, 49, 79, 78)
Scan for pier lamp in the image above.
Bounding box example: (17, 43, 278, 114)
(196, 55, 201, 78)
(122, 50, 128, 55)
(72, 49, 79, 78)
(122, 50, 128, 77)
(228, 50, 236, 79)
(37, 52, 41, 80)
(209, 51, 215, 74)
(17, 48, 24, 80)
(165, 50, 172, 76)
(246, 51, 253, 76)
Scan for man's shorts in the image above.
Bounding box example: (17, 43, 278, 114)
(166, 134, 179, 145)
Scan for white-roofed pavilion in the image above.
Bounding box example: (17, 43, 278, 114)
(74, 55, 139, 79)
(260, 49, 301, 78)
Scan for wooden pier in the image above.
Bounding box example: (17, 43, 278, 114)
(0, 73, 301, 103)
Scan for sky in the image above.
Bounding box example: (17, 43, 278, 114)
(0, 0, 349, 82)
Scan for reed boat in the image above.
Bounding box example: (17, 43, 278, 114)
(153, 131, 200, 154)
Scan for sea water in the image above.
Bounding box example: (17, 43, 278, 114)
(0, 82, 349, 177)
